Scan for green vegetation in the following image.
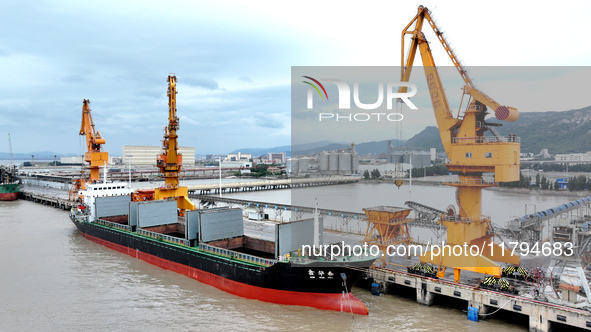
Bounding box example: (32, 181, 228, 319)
(404, 106, 591, 153)
(567, 175, 589, 191)
(362, 169, 383, 179)
(499, 171, 531, 188)
(234, 164, 284, 178)
(500, 172, 590, 191)
(371, 169, 381, 179)
(407, 164, 450, 178)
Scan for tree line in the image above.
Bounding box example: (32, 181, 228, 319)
(363, 169, 382, 179)
(500, 172, 589, 191)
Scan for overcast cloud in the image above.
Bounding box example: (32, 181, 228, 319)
(1, 0, 591, 155)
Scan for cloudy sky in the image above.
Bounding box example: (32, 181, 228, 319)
(1, 0, 591, 156)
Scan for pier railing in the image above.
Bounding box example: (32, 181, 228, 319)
(198, 243, 276, 267)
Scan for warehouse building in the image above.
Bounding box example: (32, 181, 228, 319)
(122, 145, 195, 166)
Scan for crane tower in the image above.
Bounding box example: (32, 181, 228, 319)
(400, 6, 521, 282)
(153, 74, 195, 214)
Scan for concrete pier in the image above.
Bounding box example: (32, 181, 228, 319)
(371, 267, 591, 331)
(185, 177, 360, 195)
(18, 191, 75, 210)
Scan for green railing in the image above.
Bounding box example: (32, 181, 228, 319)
(198, 243, 276, 267)
(96, 219, 132, 232)
(136, 228, 190, 246)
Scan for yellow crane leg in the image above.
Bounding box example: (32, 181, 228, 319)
(177, 195, 196, 211)
(154, 186, 196, 214)
(478, 241, 520, 266)
(454, 268, 461, 283)
(420, 248, 502, 282)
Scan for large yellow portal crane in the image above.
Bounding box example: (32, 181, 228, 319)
(153, 74, 195, 215)
(70, 99, 108, 200)
(400, 6, 520, 282)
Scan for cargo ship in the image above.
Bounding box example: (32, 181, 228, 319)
(69, 181, 376, 314)
(0, 165, 21, 201)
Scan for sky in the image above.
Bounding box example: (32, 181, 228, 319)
(1, 0, 591, 156)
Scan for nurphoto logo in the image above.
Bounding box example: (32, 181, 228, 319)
(302, 76, 418, 122)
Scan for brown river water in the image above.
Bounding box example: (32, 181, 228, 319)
(2, 182, 583, 331)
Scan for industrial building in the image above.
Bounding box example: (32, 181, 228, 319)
(221, 161, 252, 169)
(386, 141, 432, 168)
(267, 152, 286, 163)
(289, 144, 358, 176)
(122, 145, 195, 166)
(555, 152, 591, 162)
(225, 152, 251, 162)
(60, 155, 119, 165)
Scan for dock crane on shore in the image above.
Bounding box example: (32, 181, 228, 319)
(69, 99, 108, 200)
(399, 6, 521, 282)
(151, 74, 195, 215)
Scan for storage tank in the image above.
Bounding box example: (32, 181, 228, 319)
(391, 152, 403, 164)
(329, 153, 339, 172)
(299, 157, 311, 173)
(339, 153, 352, 172)
(319, 153, 329, 171)
(287, 158, 298, 175)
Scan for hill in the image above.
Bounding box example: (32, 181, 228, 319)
(491, 105, 591, 153)
(292, 139, 406, 156)
(401, 105, 591, 154)
(402, 126, 444, 152)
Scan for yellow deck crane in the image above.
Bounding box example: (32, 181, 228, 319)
(400, 6, 520, 282)
(152, 74, 195, 215)
(69, 99, 108, 200)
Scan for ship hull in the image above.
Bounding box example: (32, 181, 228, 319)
(0, 184, 20, 201)
(72, 219, 370, 314)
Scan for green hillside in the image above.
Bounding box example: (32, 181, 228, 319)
(404, 105, 591, 154)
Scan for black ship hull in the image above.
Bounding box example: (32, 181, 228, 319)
(72, 218, 371, 314)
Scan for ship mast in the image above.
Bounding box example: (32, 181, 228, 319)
(8, 133, 13, 167)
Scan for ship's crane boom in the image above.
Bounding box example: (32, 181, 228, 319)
(398, 6, 521, 282)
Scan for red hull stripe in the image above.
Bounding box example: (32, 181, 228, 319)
(0, 193, 18, 201)
(80, 232, 369, 315)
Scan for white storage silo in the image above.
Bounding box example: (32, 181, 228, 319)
(338, 153, 352, 172)
(320, 153, 329, 172)
(329, 153, 339, 172)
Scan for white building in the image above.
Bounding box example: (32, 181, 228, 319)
(60, 155, 118, 165)
(267, 152, 286, 163)
(122, 145, 195, 166)
(430, 148, 437, 161)
(221, 161, 252, 168)
(226, 152, 252, 162)
(60, 156, 84, 164)
(555, 152, 591, 162)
